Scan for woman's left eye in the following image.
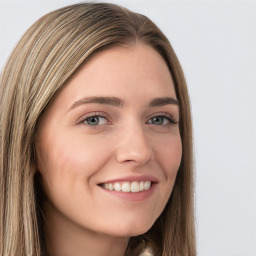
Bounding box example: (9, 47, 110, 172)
(147, 115, 176, 126)
(83, 115, 109, 126)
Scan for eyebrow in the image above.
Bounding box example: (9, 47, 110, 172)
(69, 97, 124, 110)
(149, 97, 179, 107)
(69, 96, 179, 111)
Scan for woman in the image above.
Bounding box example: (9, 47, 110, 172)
(0, 2, 195, 256)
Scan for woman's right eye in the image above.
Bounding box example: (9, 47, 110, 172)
(83, 115, 109, 126)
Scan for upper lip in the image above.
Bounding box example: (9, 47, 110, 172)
(98, 175, 159, 185)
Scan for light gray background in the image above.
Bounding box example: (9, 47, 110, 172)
(0, 0, 255, 255)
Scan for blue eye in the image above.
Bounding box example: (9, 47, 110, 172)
(148, 115, 175, 125)
(83, 116, 108, 126)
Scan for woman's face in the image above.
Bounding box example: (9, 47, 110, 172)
(36, 44, 182, 238)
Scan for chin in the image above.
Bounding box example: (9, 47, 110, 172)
(108, 220, 155, 238)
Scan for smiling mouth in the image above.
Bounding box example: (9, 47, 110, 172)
(99, 181, 152, 193)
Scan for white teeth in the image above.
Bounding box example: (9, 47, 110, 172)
(131, 181, 140, 192)
(139, 181, 144, 191)
(114, 182, 121, 191)
(144, 181, 151, 191)
(108, 183, 113, 190)
(102, 181, 152, 193)
(122, 182, 130, 192)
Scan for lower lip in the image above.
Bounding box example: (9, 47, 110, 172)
(99, 183, 156, 201)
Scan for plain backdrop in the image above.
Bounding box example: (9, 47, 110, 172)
(0, 0, 255, 255)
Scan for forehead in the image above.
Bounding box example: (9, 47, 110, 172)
(50, 44, 176, 111)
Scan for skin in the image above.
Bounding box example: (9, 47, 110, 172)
(36, 43, 182, 256)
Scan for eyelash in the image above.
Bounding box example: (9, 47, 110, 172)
(81, 112, 110, 126)
(80, 112, 177, 127)
(147, 113, 177, 126)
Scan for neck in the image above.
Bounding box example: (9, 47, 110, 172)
(43, 201, 128, 256)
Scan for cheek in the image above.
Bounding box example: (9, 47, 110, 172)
(36, 132, 112, 191)
(155, 134, 182, 180)
(36, 135, 106, 218)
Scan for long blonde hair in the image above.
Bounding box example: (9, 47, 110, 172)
(0, 3, 196, 256)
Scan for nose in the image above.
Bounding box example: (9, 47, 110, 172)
(115, 123, 153, 165)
